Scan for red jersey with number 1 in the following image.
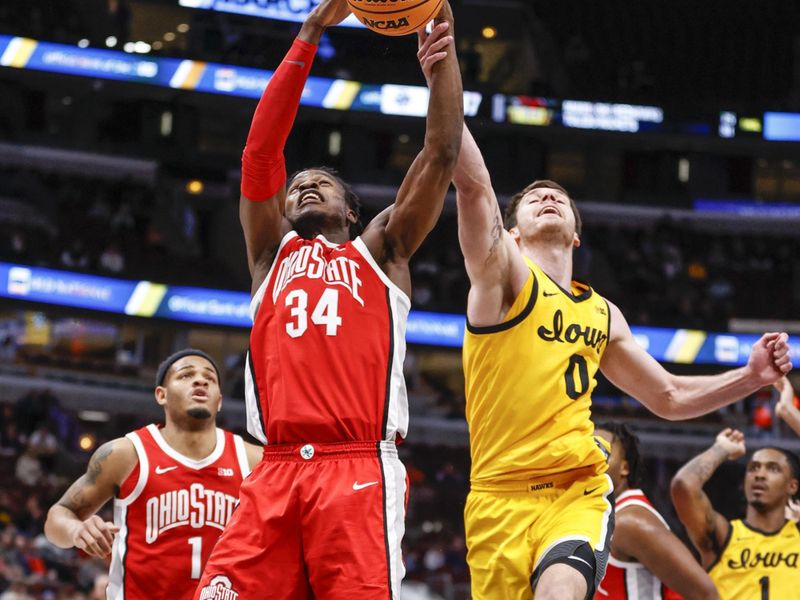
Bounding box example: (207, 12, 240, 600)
(245, 232, 411, 445)
(595, 489, 682, 600)
(107, 424, 250, 600)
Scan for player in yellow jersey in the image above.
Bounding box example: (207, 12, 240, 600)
(415, 104, 793, 596)
(671, 429, 800, 599)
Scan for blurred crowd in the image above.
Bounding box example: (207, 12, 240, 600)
(0, 393, 109, 600)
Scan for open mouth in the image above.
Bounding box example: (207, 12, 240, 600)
(191, 390, 208, 400)
(538, 206, 561, 217)
(298, 191, 323, 208)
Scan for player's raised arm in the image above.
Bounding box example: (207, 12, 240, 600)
(239, 0, 351, 292)
(44, 438, 137, 557)
(600, 301, 792, 419)
(363, 2, 462, 284)
(670, 429, 743, 567)
(775, 376, 800, 436)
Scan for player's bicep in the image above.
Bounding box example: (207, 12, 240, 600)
(383, 149, 456, 260)
(239, 192, 290, 280)
(57, 439, 136, 519)
(600, 302, 678, 417)
(619, 511, 715, 596)
(670, 476, 729, 562)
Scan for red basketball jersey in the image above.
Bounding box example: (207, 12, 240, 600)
(245, 232, 410, 444)
(107, 425, 250, 600)
(595, 489, 682, 600)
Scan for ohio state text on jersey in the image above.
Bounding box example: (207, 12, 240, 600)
(107, 425, 250, 600)
(245, 232, 411, 444)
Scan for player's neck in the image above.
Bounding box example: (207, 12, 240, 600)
(744, 505, 787, 533)
(160, 422, 218, 461)
(521, 241, 573, 290)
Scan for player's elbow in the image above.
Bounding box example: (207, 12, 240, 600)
(425, 139, 460, 172)
(669, 473, 695, 509)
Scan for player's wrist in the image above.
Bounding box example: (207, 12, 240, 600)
(298, 19, 326, 45)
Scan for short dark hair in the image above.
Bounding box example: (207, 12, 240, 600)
(504, 179, 582, 236)
(288, 166, 363, 239)
(596, 421, 643, 488)
(156, 349, 220, 387)
(758, 446, 800, 482)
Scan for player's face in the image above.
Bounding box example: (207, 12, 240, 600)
(595, 429, 627, 490)
(155, 356, 222, 423)
(285, 170, 354, 232)
(513, 187, 579, 248)
(744, 449, 798, 511)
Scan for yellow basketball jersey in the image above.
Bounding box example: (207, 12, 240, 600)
(709, 519, 800, 600)
(463, 257, 610, 484)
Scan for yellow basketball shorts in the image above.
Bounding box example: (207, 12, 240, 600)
(465, 466, 614, 600)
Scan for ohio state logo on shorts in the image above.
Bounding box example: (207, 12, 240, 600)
(198, 575, 239, 600)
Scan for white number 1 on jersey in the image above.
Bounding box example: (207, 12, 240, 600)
(285, 289, 342, 337)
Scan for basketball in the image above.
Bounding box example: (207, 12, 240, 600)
(348, 0, 445, 37)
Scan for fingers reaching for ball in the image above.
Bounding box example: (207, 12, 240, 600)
(417, 21, 453, 84)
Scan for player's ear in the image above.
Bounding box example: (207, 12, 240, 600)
(346, 208, 358, 226)
(509, 226, 520, 244)
(789, 476, 798, 497)
(154, 386, 167, 408)
(620, 458, 630, 481)
(573, 232, 581, 249)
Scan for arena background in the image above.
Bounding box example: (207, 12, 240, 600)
(1, 1, 799, 598)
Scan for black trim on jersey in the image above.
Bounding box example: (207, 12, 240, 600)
(247, 349, 267, 441)
(603, 298, 611, 343)
(466, 270, 538, 335)
(381, 288, 394, 440)
(377, 443, 394, 598)
(741, 518, 789, 536)
(705, 520, 733, 573)
(539, 268, 594, 303)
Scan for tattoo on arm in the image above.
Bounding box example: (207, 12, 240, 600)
(58, 442, 115, 514)
(485, 209, 504, 266)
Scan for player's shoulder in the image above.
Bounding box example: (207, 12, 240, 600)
(86, 436, 139, 482)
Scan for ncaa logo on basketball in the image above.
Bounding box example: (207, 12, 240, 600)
(360, 16, 410, 31)
(199, 575, 239, 600)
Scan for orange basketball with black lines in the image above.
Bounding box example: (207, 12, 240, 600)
(348, 0, 445, 37)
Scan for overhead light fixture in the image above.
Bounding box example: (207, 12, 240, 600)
(177, 23, 190, 33)
(77, 38, 89, 48)
(186, 180, 204, 195)
(134, 41, 152, 53)
(164, 32, 176, 42)
(481, 26, 497, 40)
(79, 433, 97, 451)
(152, 41, 163, 50)
(123, 42, 135, 53)
(105, 35, 118, 47)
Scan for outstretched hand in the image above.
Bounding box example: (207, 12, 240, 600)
(747, 332, 792, 386)
(714, 428, 746, 461)
(417, 2, 455, 86)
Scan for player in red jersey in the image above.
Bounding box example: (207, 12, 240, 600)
(594, 423, 718, 600)
(44, 349, 261, 600)
(193, 0, 463, 598)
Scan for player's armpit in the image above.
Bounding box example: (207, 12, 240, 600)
(614, 507, 719, 600)
(240, 193, 291, 292)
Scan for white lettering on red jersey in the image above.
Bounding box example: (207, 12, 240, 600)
(594, 489, 682, 600)
(244, 232, 410, 444)
(107, 425, 250, 600)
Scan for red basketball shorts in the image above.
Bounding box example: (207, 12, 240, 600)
(194, 440, 407, 600)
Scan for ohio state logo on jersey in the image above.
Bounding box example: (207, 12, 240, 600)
(198, 575, 239, 600)
(145, 482, 238, 543)
(272, 243, 364, 306)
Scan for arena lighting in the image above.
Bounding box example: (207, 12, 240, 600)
(79, 433, 97, 451)
(134, 41, 152, 54)
(186, 179, 204, 194)
(177, 23, 190, 33)
(78, 410, 111, 422)
(77, 39, 89, 48)
(1, 261, 798, 365)
(481, 26, 497, 39)
(105, 36, 117, 48)
(164, 32, 176, 42)
(152, 41, 163, 51)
